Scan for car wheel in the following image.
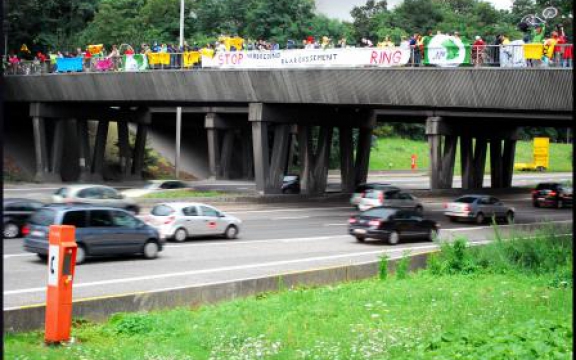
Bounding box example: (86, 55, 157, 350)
(557, 199, 564, 209)
(355, 235, 365, 242)
(429, 228, 438, 241)
(3, 222, 19, 239)
(475, 213, 485, 225)
(224, 225, 239, 239)
(143, 241, 159, 259)
(76, 245, 87, 265)
(415, 206, 424, 215)
(533, 201, 540, 208)
(173, 228, 188, 242)
(448, 217, 457, 223)
(388, 231, 400, 245)
(37, 254, 48, 262)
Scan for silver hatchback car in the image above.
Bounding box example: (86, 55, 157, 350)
(358, 189, 424, 213)
(145, 202, 242, 242)
(444, 195, 515, 224)
(53, 185, 139, 214)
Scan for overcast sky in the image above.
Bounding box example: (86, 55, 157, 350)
(315, 0, 513, 21)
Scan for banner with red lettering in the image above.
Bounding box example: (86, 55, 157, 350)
(201, 48, 411, 69)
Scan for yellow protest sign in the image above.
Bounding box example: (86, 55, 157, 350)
(183, 51, 201, 67)
(523, 44, 543, 60)
(88, 44, 104, 55)
(200, 48, 215, 58)
(147, 53, 171, 65)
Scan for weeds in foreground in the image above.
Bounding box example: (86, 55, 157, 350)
(378, 255, 388, 280)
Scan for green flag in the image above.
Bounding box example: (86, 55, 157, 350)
(424, 35, 471, 67)
(123, 54, 148, 71)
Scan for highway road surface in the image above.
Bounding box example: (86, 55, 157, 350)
(3, 172, 572, 202)
(3, 193, 572, 309)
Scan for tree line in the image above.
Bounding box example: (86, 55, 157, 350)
(5, 0, 572, 53)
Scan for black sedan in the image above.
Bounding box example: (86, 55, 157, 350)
(282, 175, 300, 194)
(532, 182, 573, 208)
(3, 198, 45, 239)
(348, 207, 439, 245)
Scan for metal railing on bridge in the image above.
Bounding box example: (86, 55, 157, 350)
(4, 44, 573, 76)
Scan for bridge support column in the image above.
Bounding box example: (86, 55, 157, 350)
(241, 127, 254, 180)
(117, 121, 132, 180)
(49, 119, 66, 180)
(491, 138, 517, 188)
(77, 119, 92, 182)
(298, 125, 333, 195)
(91, 120, 109, 181)
(131, 123, 148, 180)
(249, 103, 294, 194)
(32, 116, 59, 182)
(205, 113, 251, 180)
(339, 126, 355, 193)
(426, 117, 457, 189)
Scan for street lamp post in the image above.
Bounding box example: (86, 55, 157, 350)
(175, 0, 185, 178)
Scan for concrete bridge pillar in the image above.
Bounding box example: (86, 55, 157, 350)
(426, 117, 457, 189)
(205, 113, 252, 180)
(490, 137, 518, 188)
(249, 103, 295, 194)
(76, 119, 92, 182)
(32, 116, 60, 182)
(91, 120, 109, 181)
(298, 124, 333, 195)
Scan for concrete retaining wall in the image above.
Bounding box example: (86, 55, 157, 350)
(4, 252, 431, 333)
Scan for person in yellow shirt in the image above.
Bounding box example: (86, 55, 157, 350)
(377, 36, 394, 48)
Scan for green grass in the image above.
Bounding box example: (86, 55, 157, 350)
(142, 190, 224, 199)
(5, 229, 572, 359)
(370, 137, 573, 173)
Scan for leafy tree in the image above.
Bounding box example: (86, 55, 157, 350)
(78, 0, 146, 49)
(350, 0, 388, 40)
(244, 0, 316, 44)
(5, 0, 100, 52)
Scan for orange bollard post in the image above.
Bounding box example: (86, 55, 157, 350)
(411, 154, 417, 170)
(45, 225, 77, 345)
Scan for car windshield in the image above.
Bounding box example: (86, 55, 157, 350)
(29, 208, 57, 226)
(284, 176, 298, 182)
(151, 205, 175, 216)
(361, 208, 396, 219)
(454, 197, 478, 204)
(365, 191, 380, 199)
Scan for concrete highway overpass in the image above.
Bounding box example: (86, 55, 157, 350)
(4, 68, 572, 193)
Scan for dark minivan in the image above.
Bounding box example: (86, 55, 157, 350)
(24, 205, 164, 264)
(348, 207, 440, 245)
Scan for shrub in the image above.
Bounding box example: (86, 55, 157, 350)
(378, 254, 388, 280)
(395, 251, 411, 280)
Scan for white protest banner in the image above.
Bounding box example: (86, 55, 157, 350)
(201, 48, 411, 69)
(424, 35, 471, 67)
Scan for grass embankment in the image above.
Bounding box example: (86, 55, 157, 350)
(370, 137, 573, 173)
(5, 226, 572, 359)
(142, 190, 224, 199)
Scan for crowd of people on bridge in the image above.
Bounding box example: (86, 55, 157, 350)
(4, 22, 573, 74)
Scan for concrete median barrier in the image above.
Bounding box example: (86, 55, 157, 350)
(4, 252, 434, 333)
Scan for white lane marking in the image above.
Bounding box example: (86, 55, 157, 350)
(227, 207, 353, 214)
(3, 253, 36, 259)
(3, 244, 443, 296)
(167, 235, 350, 249)
(272, 216, 311, 220)
(3, 187, 60, 191)
(324, 224, 348, 226)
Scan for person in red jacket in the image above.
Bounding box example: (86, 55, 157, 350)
(472, 36, 486, 67)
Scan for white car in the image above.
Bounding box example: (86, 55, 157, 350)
(121, 180, 191, 198)
(144, 202, 242, 242)
(53, 185, 139, 214)
(357, 189, 424, 213)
